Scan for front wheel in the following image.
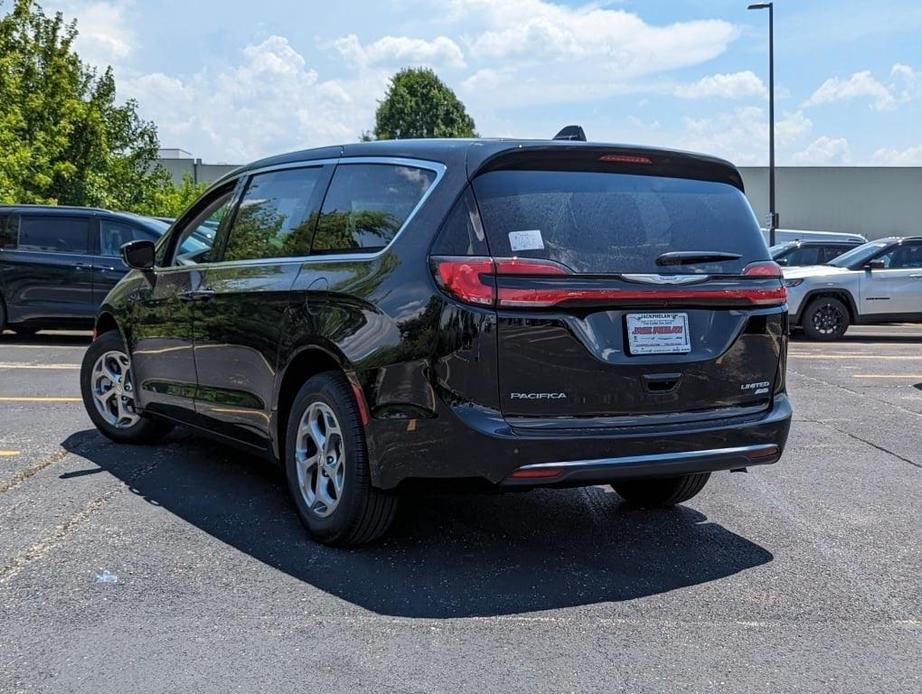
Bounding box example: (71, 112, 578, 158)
(80, 331, 172, 443)
(801, 296, 850, 341)
(284, 372, 397, 546)
(611, 473, 711, 507)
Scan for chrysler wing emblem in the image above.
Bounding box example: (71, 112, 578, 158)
(621, 274, 710, 285)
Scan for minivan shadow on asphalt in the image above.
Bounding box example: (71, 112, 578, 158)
(62, 430, 773, 619)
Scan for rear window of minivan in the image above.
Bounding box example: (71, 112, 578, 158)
(472, 171, 768, 274)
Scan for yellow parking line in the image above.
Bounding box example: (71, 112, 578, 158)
(0, 397, 82, 402)
(0, 451, 21, 457)
(852, 375, 922, 379)
(0, 363, 80, 369)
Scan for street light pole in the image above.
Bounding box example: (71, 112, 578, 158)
(748, 2, 777, 246)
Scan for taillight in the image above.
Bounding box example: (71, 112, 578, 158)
(742, 260, 784, 278)
(432, 257, 495, 306)
(432, 257, 570, 306)
(432, 257, 787, 308)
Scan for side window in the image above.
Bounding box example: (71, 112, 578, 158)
(223, 167, 325, 262)
(878, 242, 922, 269)
(99, 220, 154, 257)
(170, 187, 235, 266)
(431, 188, 489, 256)
(0, 214, 17, 249)
(18, 216, 89, 254)
(819, 245, 851, 264)
(311, 164, 437, 253)
(785, 246, 818, 266)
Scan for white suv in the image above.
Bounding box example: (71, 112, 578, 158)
(783, 237, 922, 340)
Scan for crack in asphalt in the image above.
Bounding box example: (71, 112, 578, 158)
(0, 431, 98, 496)
(789, 370, 922, 470)
(0, 455, 165, 584)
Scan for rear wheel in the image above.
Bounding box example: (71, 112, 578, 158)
(801, 296, 850, 341)
(284, 372, 397, 546)
(611, 473, 710, 507)
(80, 331, 172, 443)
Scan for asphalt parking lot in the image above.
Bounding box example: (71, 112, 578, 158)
(0, 326, 920, 693)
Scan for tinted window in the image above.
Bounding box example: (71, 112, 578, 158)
(172, 188, 234, 266)
(0, 215, 17, 249)
(99, 220, 155, 257)
(876, 242, 922, 269)
(312, 164, 436, 253)
(18, 216, 89, 254)
(784, 246, 820, 266)
(431, 188, 489, 256)
(473, 171, 767, 274)
(223, 167, 325, 262)
(817, 244, 855, 264)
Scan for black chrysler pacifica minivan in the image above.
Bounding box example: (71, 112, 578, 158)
(80, 138, 792, 545)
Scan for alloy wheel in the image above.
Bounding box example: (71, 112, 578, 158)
(812, 302, 845, 336)
(295, 402, 346, 518)
(91, 350, 140, 429)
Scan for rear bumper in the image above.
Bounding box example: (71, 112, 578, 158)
(369, 393, 792, 489)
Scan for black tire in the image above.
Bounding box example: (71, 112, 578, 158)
(284, 371, 397, 546)
(12, 325, 37, 337)
(80, 331, 173, 444)
(612, 473, 711, 507)
(801, 296, 850, 341)
(0, 297, 6, 333)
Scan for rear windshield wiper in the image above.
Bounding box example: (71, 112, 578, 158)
(656, 251, 742, 266)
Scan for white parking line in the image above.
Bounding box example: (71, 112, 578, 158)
(852, 374, 922, 379)
(790, 355, 922, 360)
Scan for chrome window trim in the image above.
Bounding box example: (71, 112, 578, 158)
(155, 156, 447, 272)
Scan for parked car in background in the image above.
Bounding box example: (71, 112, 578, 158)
(762, 228, 867, 246)
(0, 206, 207, 334)
(783, 237, 922, 340)
(79, 138, 791, 546)
(771, 239, 863, 267)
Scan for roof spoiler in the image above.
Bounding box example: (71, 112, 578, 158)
(552, 125, 587, 142)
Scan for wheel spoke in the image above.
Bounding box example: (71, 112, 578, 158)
(294, 401, 346, 518)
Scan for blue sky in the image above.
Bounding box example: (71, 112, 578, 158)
(38, 0, 922, 165)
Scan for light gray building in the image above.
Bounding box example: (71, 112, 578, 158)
(156, 151, 920, 241)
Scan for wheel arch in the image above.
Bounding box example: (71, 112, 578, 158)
(274, 342, 357, 463)
(796, 289, 858, 324)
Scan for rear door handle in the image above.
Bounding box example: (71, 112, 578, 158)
(179, 289, 216, 302)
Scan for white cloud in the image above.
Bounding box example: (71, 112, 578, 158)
(871, 144, 922, 166)
(675, 108, 813, 165)
(802, 66, 921, 111)
(50, 1, 134, 69)
(332, 34, 466, 69)
(793, 136, 852, 164)
(123, 36, 388, 162)
(674, 71, 767, 99)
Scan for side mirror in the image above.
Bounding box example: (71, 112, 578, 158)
(121, 239, 155, 270)
(865, 259, 886, 271)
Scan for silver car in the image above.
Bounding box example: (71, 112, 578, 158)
(783, 237, 922, 340)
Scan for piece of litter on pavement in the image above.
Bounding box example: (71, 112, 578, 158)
(94, 570, 118, 584)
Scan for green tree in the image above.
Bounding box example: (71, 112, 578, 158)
(0, 0, 168, 209)
(133, 175, 209, 219)
(373, 67, 476, 140)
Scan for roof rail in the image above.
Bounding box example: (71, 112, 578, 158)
(552, 125, 587, 142)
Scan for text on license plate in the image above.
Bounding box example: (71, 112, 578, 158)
(626, 313, 691, 355)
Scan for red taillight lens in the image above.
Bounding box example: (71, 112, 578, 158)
(742, 261, 784, 278)
(509, 467, 562, 480)
(432, 257, 495, 306)
(493, 258, 569, 275)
